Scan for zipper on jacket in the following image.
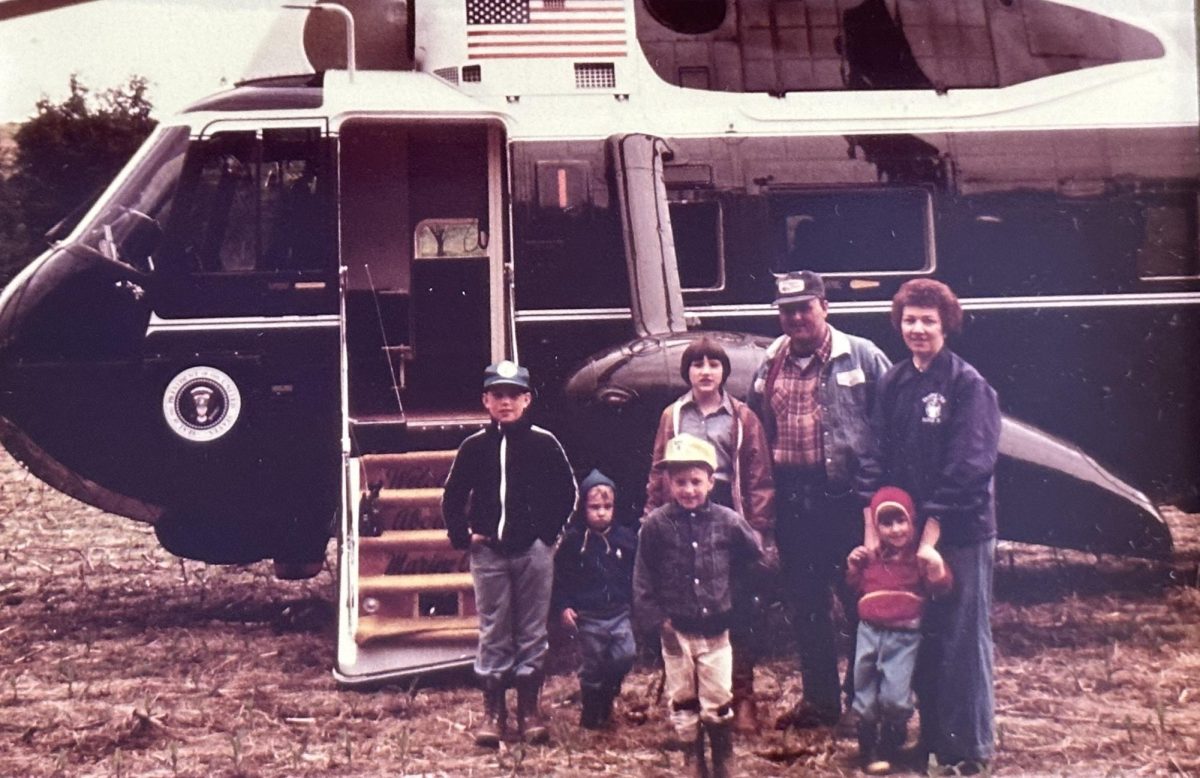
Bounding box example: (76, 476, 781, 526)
(497, 432, 508, 541)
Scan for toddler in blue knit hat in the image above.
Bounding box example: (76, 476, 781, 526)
(552, 468, 639, 729)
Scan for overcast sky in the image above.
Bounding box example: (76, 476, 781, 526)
(0, 0, 291, 123)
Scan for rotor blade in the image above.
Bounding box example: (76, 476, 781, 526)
(0, 0, 101, 22)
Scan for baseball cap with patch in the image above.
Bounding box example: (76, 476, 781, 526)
(483, 360, 531, 391)
(654, 433, 718, 472)
(773, 270, 827, 306)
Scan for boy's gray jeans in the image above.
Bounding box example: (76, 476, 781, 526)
(471, 538, 554, 681)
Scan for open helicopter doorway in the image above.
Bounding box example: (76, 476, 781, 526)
(339, 119, 507, 442)
(335, 118, 507, 683)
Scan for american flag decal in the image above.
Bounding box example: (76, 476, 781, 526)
(466, 0, 627, 60)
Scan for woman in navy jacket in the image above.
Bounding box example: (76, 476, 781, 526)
(857, 279, 1002, 773)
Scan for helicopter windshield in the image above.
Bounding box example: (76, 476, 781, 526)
(74, 125, 190, 272)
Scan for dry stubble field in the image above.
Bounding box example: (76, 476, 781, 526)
(1, 449, 1198, 777)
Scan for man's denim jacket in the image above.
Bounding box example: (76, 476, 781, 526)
(747, 324, 891, 492)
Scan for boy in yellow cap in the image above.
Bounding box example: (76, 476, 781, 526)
(633, 433, 765, 778)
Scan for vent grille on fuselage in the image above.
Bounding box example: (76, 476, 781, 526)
(575, 62, 616, 89)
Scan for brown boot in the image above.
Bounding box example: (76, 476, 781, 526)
(706, 720, 734, 778)
(690, 727, 711, 778)
(473, 678, 507, 748)
(516, 673, 549, 744)
(579, 687, 605, 730)
(732, 696, 759, 735)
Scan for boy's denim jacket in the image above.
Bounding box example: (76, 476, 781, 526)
(747, 325, 891, 493)
(632, 501, 763, 637)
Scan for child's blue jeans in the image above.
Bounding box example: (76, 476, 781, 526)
(851, 620, 921, 722)
(577, 610, 636, 691)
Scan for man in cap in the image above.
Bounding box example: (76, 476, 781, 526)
(442, 360, 578, 747)
(747, 271, 891, 730)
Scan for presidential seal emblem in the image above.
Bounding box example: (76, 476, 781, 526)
(163, 366, 242, 441)
(921, 392, 947, 424)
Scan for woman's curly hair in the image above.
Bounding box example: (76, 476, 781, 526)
(890, 279, 963, 335)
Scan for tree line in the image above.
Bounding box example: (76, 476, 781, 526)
(0, 75, 156, 284)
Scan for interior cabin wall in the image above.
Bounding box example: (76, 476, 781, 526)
(341, 123, 413, 293)
(405, 126, 491, 410)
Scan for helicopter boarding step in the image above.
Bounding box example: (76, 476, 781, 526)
(355, 446, 479, 646)
(350, 411, 492, 454)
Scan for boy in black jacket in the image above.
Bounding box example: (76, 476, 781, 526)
(442, 361, 577, 747)
(553, 469, 638, 729)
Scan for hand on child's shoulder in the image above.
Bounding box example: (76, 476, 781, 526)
(917, 546, 950, 584)
(847, 545, 871, 568)
(915, 543, 942, 566)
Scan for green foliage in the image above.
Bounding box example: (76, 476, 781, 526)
(0, 169, 29, 283)
(0, 75, 156, 284)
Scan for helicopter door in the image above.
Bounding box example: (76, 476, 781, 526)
(340, 120, 505, 430)
(335, 119, 507, 683)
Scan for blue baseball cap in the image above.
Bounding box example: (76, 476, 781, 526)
(483, 360, 531, 391)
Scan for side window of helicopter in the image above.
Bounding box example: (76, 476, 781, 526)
(260, 128, 331, 273)
(669, 199, 724, 292)
(771, 188, 933, 275)
(513, 150, 631, 310)
(165, 128, 332, 277)
(1133, 188, 1200, 281)
(414, 219, 488, 260)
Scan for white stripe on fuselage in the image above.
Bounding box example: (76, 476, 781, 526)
(146, 312, 340, 334)
(140, 292, 1200, 333)
(513, 291, 1200, 323)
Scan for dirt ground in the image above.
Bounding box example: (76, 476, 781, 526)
(1, 449, 1197, 778)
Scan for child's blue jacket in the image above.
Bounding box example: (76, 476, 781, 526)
(552, 523, 638, 618)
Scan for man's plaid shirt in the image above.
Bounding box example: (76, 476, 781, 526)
(768, 329, 832, 469)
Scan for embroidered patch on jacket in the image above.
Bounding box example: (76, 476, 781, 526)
(921, 392, 947, 424)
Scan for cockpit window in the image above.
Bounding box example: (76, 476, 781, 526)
(73, 125, 190, 272)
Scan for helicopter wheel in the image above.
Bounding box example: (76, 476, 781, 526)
(269, 512, 332, 580)
(272, 560, 325, 580)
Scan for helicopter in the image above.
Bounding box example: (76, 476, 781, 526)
(0, 0, 1195, 684)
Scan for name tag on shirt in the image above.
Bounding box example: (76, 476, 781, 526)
(835, 368, 866, 387)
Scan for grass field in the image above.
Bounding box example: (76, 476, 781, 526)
(1, 449, 1196, 777)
